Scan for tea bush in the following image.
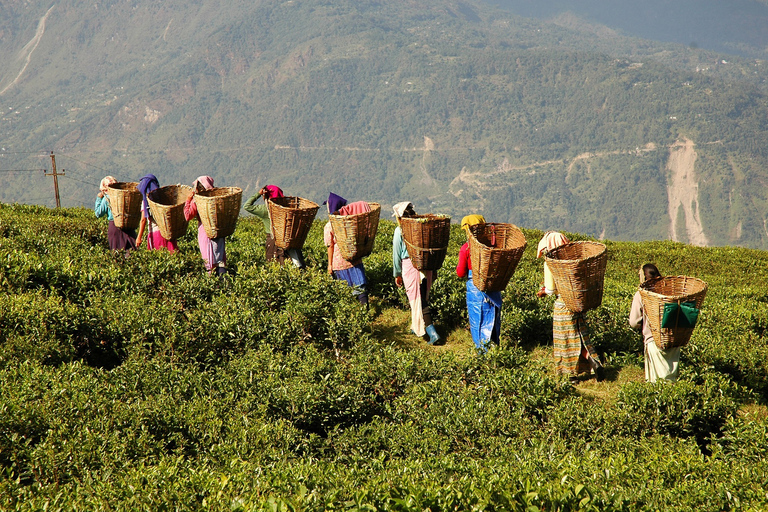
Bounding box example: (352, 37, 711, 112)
(1, 205, 768, 509)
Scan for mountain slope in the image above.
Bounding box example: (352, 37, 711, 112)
(1, 0, 768, 248)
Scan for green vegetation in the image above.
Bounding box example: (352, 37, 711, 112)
(1, 204, 767, 510)
(3, 0, 768, 248)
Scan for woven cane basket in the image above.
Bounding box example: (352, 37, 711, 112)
(194, 186, 243, 239)
(544, 241, 607, 313)
(639, 276, 708, 350)
(400, 214, 451, 271)
(106, 182, 141, 230)
(268, 196, 320, 250)
(329, 202, 381, 261)
(147, 185, 194, 241)
(468, 223, 527, 292)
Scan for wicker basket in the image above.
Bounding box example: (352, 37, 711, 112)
(399, 214, 451, 271)
(194, 186, 243, 239)
(544, 241, 607, 313)
(268, 196, 320, 250)
(639, 276, 708, 350)
(106, 182, 141, 230)
(468, 223, 527, 292)
(329, 202, 381, 261)
(147, 184, 194, 241)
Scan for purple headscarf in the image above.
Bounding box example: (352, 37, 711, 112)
(138, 174, 159, 217)
(323, 192, 347, 215)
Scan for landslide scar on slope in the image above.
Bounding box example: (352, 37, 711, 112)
(0, 5, 55, 96)
(666, 138, 709, 246)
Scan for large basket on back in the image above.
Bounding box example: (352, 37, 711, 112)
(268, 196, 320, 250)
(399, 214, 451, 271)
(147, 184, 194, 241)
(639, 276, 708, 350)
(194, 186, 243, 239)
(544, 241, 607, 313)
(329, 202, 381, 261)
(468, 223, 527, 292)
(106, 181, 141, 230)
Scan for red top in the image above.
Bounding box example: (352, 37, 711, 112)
(456, 242, 472, 278)
(183, 196, 198, 222)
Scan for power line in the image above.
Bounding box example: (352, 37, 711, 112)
(58, 154, 112, 174)
(0, 168, 45, 173)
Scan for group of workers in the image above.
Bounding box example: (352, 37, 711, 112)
(95, 178, 676, 385)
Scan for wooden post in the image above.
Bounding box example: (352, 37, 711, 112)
(45, 152, 64, 208)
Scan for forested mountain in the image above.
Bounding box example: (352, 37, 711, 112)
(1, 0, 768, 248)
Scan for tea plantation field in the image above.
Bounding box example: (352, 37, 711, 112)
(1, 203, 767, 510)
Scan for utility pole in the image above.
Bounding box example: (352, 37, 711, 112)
(44, 151, 65, 208)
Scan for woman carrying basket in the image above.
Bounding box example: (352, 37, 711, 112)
(392, 201, 441, 345)
(536, 231, 604, 382)
(323, 192, 370, 306)
(243, 185, 305, 269)
(136, 174, 178, 253)
(94, 176, 137, 252)
(184, 175, 227, 275)
(456, 214, 502, 353)
(629, 264, 680, 383)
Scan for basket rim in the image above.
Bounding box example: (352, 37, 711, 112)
(639, 275, 708, 300)
(267, 196, 320, 209)
(329, 202, 381, 220)
(196, 186, 243, 198)
(468, 223, 526, 251)
(544, 240, 606, 262)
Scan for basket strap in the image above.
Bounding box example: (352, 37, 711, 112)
(404, 238, 445, 253)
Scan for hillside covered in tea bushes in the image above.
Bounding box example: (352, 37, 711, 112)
(1, 204, 768, 510)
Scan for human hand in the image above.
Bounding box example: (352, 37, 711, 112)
(395, 276, 403, 288)
(97, 192, 104, 198)
(536, 286, 547, 298)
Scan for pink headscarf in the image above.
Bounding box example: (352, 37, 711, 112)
(263, 185, 284, 200)
(100, 176, 116, 194)
(192, 175, 215, 191)
(536, 231, 569, 258)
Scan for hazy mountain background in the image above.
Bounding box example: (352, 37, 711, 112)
(2, 0, 768, 248)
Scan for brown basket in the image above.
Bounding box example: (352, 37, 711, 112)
(147, 184, 194, 241)
(639, 276, 708, 350)
(267, 196, 320, 250)
(468, 223, 527, 292)
(399, 214, 451, 249)
(329, 203, 381, 261)
(544, 241, 607, 313)
(194, 186, 243, 239)
(399, 214, 451, 271)
(106, 182, 141, 230)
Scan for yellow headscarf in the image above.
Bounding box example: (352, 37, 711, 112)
(461, 214, 485, 233)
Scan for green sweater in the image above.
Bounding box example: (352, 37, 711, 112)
(244, 193, 270, 231)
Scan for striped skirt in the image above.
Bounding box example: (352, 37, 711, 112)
(553, 298, 597, 375)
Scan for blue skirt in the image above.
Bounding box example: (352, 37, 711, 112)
(333, 263, 369, 299)
(466, 271, 502, 351)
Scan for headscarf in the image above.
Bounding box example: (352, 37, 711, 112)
(461, 214, 485, 233)
(192, 175, 214, 192)
(263, 185, 284, 200)
(392, 201, 414, 218)
(138, 174, 160, 214)
(323, 192, 347, 215)
(100, 176, 116, 194)
(536, 231, 569, 258)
